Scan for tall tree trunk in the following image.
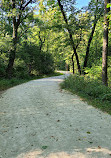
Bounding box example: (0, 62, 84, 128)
(83, 21, 97, 70)
(66, 63, 69, 71)
(39, 31, 45, 51)
(6, 0, 17, 78)
(83, 0, 103, 73)
(6, 0, 33, 78)
(57, 0, 81, 75)
(6, 23, 18, 78)
(102, 0, 110, 86)
(72, 53, 74, 74)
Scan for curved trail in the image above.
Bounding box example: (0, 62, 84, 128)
(0, 72, 111, 158)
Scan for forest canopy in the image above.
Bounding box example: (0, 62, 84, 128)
(0, 0, 111, 86)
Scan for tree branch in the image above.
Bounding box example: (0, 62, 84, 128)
(76, 31, 82, 49)
(17, 0, 33, 28)
(22, 0, 32, 10)
(39, 31, 45, 51)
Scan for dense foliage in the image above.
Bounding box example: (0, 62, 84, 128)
(0, 0, 111, 86)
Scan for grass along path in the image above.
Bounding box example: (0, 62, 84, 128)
(0, 71, 63, 91)
(61, 74, 111, 115)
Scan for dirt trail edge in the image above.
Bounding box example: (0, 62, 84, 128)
(0, 71, 111, 158)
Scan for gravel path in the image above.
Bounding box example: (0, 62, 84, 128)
(0, 72, 111, 158)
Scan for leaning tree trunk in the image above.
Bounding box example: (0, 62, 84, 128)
(83, 0, 104, 73)
(57, 0, 81, 75)
(102, 0, 110, 86)
(83, 21, 97, 71)
(39, 31, 45, 51)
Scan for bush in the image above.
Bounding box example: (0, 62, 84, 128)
(0, 55, 7, 78)
(34, 52, 54, 74)
(0, 78, 29, 91)
(19, 42, 55, 76)
(14, 66, 30, 79)
(13, 59, 30, 79)
(0, 62, 6, 77)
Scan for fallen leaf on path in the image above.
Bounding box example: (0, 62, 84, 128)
(87, 131, 91, 134)
(89, 141, 93, 144)
(0, 112, 6, 115)
(80, 98, 85, 101)
(2, 130, 7, 133)
(98, 146, 101, 149)
(78, 138, 81, 141)
(51, 136, 54, 138)
(42, 146, 48, 150)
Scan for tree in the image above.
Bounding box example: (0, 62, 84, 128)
(57, 0, 81, 74)
(83, 0, 104, 73)
(1, 0, 36, 78)
(102, 0, 110, 86)
(18, 41, 54, 75)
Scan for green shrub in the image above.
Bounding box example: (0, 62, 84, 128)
(14, 66, 30, 79)
(19, 42, 55, 75)
(34, 52, 54, 75)
(0, 78, 29, 91)
(101, 93, 111, 102)
(0, 71, 62, 91)
(0, 57, 7, 77)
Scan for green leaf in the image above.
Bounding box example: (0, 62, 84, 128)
(107, 3, 111, 8)
(87, 131, 91, 134)
(47, 0, 55, 6)
(42, 146, 48, 150)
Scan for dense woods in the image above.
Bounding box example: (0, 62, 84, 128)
(0, 0, 111, 86)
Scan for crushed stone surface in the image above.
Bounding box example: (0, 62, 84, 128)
(0, 71, 111, 158)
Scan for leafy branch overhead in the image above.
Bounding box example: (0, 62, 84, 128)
(0, 0, 111, 86)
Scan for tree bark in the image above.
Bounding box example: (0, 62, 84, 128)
(6, 0, 33, 78)
(57, 0, 81, 75)
(6, 0, 17, 78)
(83, 21, 97, 70)
(66, 63, 69, 71)
(83, 0, 103, 73)
(102, 0, 110, 86)
(72, 53, 74, 74)
(39, 31, 45, 51)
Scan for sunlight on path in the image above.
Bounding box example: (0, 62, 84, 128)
(0, 72, 111, 158)
(17, 147, 111, 158)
